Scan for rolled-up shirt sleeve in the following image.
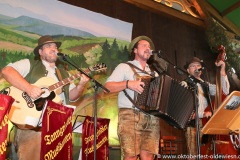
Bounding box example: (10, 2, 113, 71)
(221, 75, 230, 95)
(208, 75, 229, 96)
(7, 59, 30, 77)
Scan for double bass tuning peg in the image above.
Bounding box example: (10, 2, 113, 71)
(218, 45, 225, 51)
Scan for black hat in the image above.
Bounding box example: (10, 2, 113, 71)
(33, 35, 61, 56)
(184, 57, 204, 69)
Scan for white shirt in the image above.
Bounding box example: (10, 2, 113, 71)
(181, 76, 230, 118)
(106, 60, 157, 108)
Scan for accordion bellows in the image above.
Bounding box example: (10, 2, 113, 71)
(135, 74, 195, 130)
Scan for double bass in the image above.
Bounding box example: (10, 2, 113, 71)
(201, 45, 239, 159)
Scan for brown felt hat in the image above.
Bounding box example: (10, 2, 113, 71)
(128, 36, 155, 53)
(33, 35, 61, 55)
(184, 57, 204, 69)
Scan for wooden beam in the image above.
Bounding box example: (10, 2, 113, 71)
(221, 1, 240, 17)
(123, 0, 205, 28)
(195, 0, 240, 36)
(192, 0, 207, 19)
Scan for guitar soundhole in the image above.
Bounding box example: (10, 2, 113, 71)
(34, 91, 56, 111)
(22, 92, 34, 108)
(41, 87, 50, 98)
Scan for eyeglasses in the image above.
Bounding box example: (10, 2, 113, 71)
(188, 63, 201, 68)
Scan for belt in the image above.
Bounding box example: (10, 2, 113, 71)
(119, 108, 149, 116)
(119, 108, 140, 112)
(31, 127, 42, 132)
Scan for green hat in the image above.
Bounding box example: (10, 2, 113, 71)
(128, 36, 155, 53)
(33, 35, 61, 56)
(184, 57, 204, 69)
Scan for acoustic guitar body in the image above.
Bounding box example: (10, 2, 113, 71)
(8, 77, 61, 129)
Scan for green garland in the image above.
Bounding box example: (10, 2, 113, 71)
(205, 18, 240, 78)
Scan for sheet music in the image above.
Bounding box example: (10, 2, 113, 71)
(73, 121, 83, 133)
(225, 95, 240, 110)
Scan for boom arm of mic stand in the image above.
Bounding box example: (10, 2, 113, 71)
(155, 53, 189, 76)
(61, 56, 109, 93)
(61, 55, 108, 160)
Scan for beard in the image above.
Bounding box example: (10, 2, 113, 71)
(42, 55, 58, 63)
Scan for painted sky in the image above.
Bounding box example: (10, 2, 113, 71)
(0, 0, 133, 41)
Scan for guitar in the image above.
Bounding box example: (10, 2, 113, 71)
(8, 63, 107, 129)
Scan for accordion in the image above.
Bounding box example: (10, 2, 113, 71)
(135, 74, 194, 130)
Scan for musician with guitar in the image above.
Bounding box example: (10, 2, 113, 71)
(181, 56, 229, 159)
(1, 35, 90, 160)
(104, 36, 163, 160)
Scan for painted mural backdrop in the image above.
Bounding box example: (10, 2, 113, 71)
(0, 0, 133, 147)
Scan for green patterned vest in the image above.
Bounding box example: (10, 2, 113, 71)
(25, 59, 70, 104)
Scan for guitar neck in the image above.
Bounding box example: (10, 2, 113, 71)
(48, 68, 90, 92)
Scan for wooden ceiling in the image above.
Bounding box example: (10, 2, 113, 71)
(123, 0, 240, 36)
(207, 0, 240, 28)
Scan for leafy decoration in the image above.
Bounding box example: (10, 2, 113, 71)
(205, 17, 240, 78)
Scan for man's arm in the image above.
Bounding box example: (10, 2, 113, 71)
(1, 66, 43, 99)
(215, 60, 230, 95)
(104, 81, 128, 93)
(69, 74, 89, 101)
(215, 60, 227, 76)
(104, 80, 144, 94)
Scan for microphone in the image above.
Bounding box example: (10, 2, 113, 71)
(150, 50, 161, 55)
(55, 52, 67, 57)
(195, 67, 204, 73)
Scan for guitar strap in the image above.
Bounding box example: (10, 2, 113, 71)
(55, 68, 63, 81)
(55, 68, 64, 94)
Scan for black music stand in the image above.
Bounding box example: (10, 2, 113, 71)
(72, 115, 86, 133)
(188, 76, 202, 159)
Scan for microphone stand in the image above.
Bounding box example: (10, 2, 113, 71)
(155, 53, 201, 159)
(60, 54, 109, 160)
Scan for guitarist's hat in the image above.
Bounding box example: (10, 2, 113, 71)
(184, 57, 204, 70)
(34, 35, 62, 56)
